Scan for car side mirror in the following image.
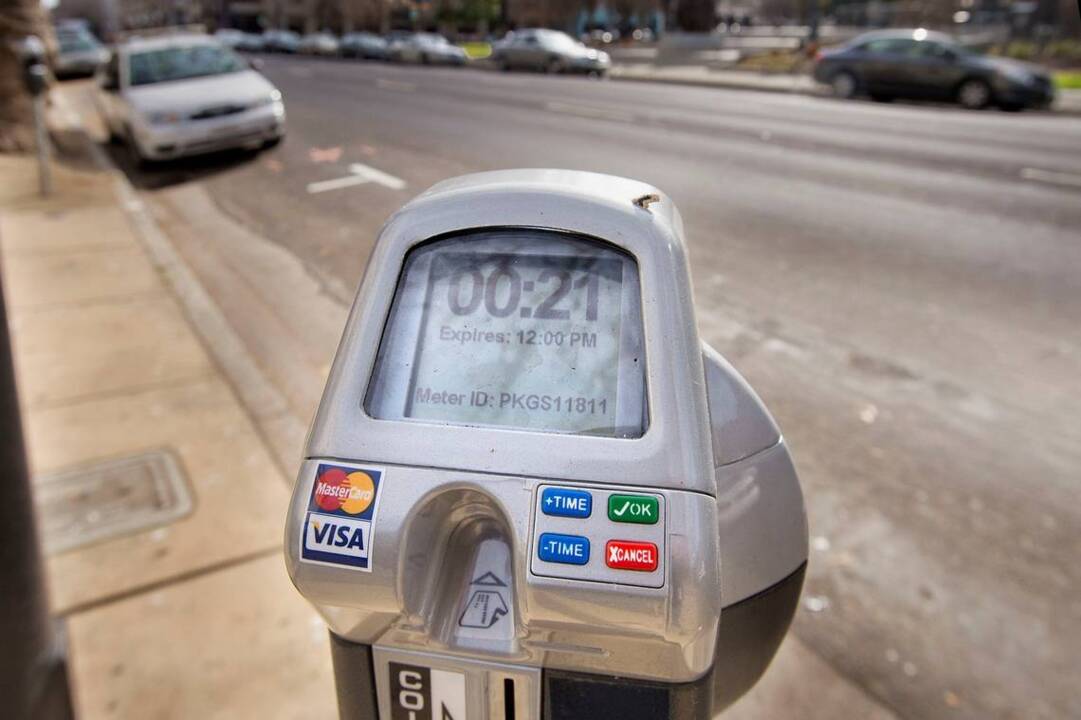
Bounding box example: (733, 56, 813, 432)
(249, 57, 265, 72)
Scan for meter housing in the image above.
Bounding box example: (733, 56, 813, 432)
(286, 170, 807, 720)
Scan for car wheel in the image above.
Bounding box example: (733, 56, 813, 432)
(869, 92, 893, 103)
(830, 70, 858, 99)
(499, 58, 511, 72)
(105, 120, 123, 145)
(124, 129, 148, 170)
(957, 78, 992, 110)
(421, 53, 430, 65)
(546, 58, 564, 75)
(262, 136, 282, 150)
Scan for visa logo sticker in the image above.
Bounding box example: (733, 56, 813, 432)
(300, 463, 384, 571)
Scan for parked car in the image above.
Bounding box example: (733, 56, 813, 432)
(236, 33, 266, 52)
(340, 32, 388, 60)
(53, 29, 109, 78)
(263, 29, 300, 54)
(813, 28, 1055, 110)
(299, 32, 340, 57)
(388, 33, 467, 65)
(94, 33, 286, 164)
(213, 28, 245, 48)
(493, 29, 610, 76)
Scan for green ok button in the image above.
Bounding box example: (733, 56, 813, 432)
(607, 494, 660, 524)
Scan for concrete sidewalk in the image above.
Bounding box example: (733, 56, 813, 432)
(0, 147, 335, 716)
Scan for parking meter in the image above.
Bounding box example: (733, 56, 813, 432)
(286, 170, 808, 719)
(12, 36, 51, 197)
(12, 36, 47, 92)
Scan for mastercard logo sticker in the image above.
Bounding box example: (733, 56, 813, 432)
(307, 464, 383, 520)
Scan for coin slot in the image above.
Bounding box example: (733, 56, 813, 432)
(503, 677, 516, 720)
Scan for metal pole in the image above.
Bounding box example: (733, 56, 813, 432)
(33, 92, 52, 198)
(0, 271, 73, 719)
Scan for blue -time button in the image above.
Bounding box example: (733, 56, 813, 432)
(537, 533, 590, 565)
(541, 487, 593, 519)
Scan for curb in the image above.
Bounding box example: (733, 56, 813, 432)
(610, 70, 820, 96)
(48, 88, 300, 481)
(608, 69, 1081, 116)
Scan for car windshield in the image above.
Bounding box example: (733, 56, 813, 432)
(128, 44, 246, 86)
(59, 36, 98, 52)
(541, 32, 580, 50)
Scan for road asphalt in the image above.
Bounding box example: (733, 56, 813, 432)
(71, 55, 1080, 720)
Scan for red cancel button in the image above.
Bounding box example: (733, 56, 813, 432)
(605, 540, 659, 572)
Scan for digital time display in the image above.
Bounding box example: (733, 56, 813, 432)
(366, 232, 647, 437)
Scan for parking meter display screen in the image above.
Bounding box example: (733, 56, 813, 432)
(366, 231, 647, 437)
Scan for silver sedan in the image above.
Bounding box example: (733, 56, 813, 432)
(492, 29, 610, 76)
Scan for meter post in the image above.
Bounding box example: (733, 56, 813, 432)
(0, 272, 74, 720)
(285, 170, 808, 720)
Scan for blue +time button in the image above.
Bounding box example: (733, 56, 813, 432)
(537, 533, 591, 565)
(541, 487, 592, 518)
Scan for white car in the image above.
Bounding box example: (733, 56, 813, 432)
(54, 30, 110, 77)
(94, 34, 285, 163)
(389, 33, 467, 65)
(213, 28, 245, 48)
(299, 32, 340, 56)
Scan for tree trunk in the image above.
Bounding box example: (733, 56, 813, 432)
(0, 0, 50, 153)
(675, 0, 715, 31)
(1059, 0, 1080, 36)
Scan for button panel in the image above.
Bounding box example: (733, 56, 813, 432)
(530, 484, 665, 588)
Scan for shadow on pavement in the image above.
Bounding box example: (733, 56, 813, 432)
(100, 140, 271, 191)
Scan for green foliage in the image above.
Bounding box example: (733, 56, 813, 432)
(1054, 72, 1081, 89)
(1045, 40, 1081, 64)
(1002, 41, 1038, 60)
(737, 50, 808, 74)
(990, 39, 1081, 67)
(438, 0, 500, 30)
(459, 41, 492, 59)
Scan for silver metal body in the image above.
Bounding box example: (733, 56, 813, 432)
(286, 170, 807, 719)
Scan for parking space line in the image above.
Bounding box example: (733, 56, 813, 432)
(376, 78, 417, 92)
(544, 101, 636, 123)
(306, 175, 371, 194)
(1020, 167, 1081, 188)
(306, 162, 407, 194)
(350, 163, 407, 189)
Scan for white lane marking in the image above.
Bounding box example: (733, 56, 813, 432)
(350, 163, 407, 190)
(376, 78, 416, 92)
(544, 101, 636, 123)
(306, 175, 371, 194)
(306, 162, 407, 194)
(1020, 167, 1081, 188)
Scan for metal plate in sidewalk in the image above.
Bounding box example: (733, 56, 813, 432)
(35, 449, 194, 554)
